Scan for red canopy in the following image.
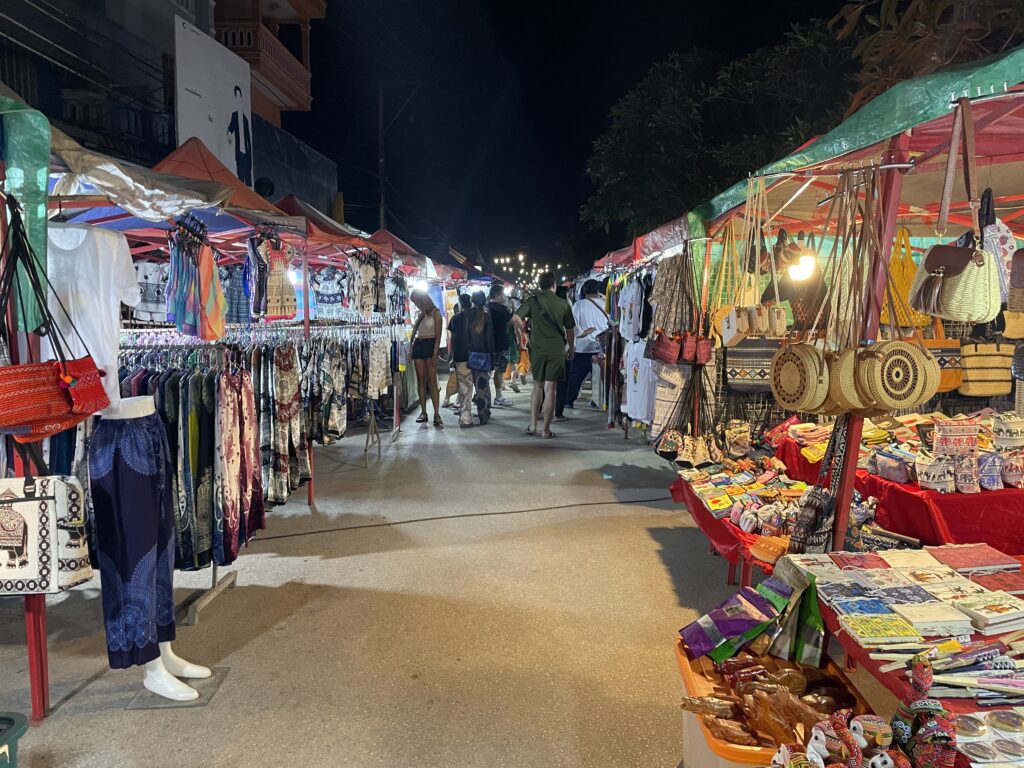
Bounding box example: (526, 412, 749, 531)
(155, 138, 284, 214)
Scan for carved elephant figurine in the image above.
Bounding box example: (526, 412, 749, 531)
(0, 506, 29, 568)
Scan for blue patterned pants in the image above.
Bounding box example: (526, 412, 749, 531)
(89, 412, 176, 669)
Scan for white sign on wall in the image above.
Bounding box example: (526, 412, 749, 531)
(174, 15, 254, 185)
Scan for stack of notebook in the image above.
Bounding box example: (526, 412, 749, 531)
(955, 591, 1024, 635)
(838, 614, 923, 646)
(972, 570, 1024, 596)
(890, 603, 974, 637)
(925, 544, 1022, 575)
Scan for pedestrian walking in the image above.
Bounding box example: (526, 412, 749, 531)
(410, 289, 443, 426)
(487, 283, 514, 407)
(513, 272, 575, 438)
(567, 279, 609, 411)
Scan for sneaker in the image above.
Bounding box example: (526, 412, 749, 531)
(509, 382, 521, 393)
(495, 396, 513, 407)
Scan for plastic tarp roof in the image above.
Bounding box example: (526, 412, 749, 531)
(693, 46, 1024, 235)
(275, 194, 370, 247)
(49, 127, 232, 221)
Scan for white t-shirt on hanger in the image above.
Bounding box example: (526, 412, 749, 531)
(618, 279, 645, 342)
(43, 224, 140, 406)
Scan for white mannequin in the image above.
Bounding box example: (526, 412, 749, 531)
(102, 396, 211, 701)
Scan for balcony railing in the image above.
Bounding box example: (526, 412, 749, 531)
(219, 22, 311, 110)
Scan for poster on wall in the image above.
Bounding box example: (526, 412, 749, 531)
(174, 15, 254, 185)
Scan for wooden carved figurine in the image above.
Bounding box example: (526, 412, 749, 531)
(769, 688, 832, 739)
(742, 690, 797, 746)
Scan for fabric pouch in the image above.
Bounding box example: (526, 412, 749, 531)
(977, 450, 1005, 490)
(953, 453, 980, 494)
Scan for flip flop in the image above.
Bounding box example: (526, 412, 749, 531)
(525, 426, 537, 435)
(542, 431, 557, 439)
(415, 414, 428, 423)
(433, 416, 444, 427)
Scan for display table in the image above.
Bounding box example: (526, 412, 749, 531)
(773, 436, 822, 485)
(819, 599, 1015, 717)
(669, 478, 775, 587)
(855, 470, 1024, 556)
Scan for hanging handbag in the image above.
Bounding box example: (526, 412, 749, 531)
(1004, 310, 1024, 340)
(725, 336, 778, 393)
(1013, 343, 1024, 381)
(916, 451, 956, 493)
(992, 412, 1024, 452)
(908, 99, 1002, 323)
(880, 228, 931, 328)
(649, 332, 682, 365)
(0, 448, 92, 596)
(959, 341, 1014, 397)
(921, 318, 962, 392)
(1010, 248, 1024, 312)
(0, 197, 109, 442)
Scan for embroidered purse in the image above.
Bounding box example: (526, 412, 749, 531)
(977, 450, 1005, 490)
(933, 416, 981, 456)
(954, 453, 981, 494)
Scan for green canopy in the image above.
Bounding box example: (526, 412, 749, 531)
(0, 95, 51, 331)
(691, 45, 1024, 225)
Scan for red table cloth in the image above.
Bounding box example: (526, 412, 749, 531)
(774, 436, 822, 485)
(855, 470, 1024, 556)
(819, 600, 1014, 717)
(669, 478, 775, 575)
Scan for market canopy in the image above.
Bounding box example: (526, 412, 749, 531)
(693, 46, 1024, 238)
(370, 228, 429, 273)
(49, 128, 233, 221)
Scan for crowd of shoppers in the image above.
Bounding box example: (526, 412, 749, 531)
(414, 273, 606, 435)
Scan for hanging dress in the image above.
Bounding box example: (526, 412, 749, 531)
(265, 245, 297, 321)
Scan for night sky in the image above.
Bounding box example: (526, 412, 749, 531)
(286, 1, 845, 270)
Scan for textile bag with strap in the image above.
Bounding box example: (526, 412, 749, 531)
(921, 318, 962, 393)
(0, 445, 92, 595)
(908, 98, 1002, 323)
(880, 228, 931, 327)
(1010, 248, 1024, 312)
(680, 241, 713, 365)
(0, 197, 109, 442)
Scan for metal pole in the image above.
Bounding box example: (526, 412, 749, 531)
(830, 131, 911, 551)
(302, 244, 314, 509)
(378, 83, 386, 231)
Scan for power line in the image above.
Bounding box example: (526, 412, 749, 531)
(354, 0, 425, 70)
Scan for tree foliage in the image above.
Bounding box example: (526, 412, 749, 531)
(581, 21, 858, 239)
(833, 0, 1024, 114)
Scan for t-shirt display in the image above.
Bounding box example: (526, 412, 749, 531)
(44, 224, 140, 407)
(617, 279, 646, 342)
(133, 261, 169, 322)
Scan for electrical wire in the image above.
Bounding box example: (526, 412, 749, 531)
(251, 495, 675, 543)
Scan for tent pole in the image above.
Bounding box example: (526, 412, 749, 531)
(830, 131, 911, 551)
(302, 243, 315, 510)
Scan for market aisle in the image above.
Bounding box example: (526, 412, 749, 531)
(0, 386, 733, 768)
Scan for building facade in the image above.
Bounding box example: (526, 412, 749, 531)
(0, 0, 336, 210)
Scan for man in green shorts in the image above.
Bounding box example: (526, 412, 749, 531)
(513, 271, 576, 438)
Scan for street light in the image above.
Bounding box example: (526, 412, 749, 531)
(518, 253, 525, 262)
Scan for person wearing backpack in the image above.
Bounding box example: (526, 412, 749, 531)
(513, 272, 576, 438)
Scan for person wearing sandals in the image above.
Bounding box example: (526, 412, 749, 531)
(465, 290, 494, 426)
(410, 289, 443, 427)
(513, 272, 575, 438)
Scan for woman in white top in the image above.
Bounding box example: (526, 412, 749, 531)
(410, 289, 443, 426)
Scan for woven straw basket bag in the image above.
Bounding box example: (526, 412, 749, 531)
(770, 342, 829, 412)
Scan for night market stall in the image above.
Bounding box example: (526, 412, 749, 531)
(579, 46, 1024, 768)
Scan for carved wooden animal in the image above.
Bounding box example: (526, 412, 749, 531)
(743, 690, 797, 746)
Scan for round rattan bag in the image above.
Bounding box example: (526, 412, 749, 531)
(826, 347, 867, 414)
(770, 342, 829, 412)
(856, 340, 930, 411)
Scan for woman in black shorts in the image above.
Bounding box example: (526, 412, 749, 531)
(410, 289, 443, 426)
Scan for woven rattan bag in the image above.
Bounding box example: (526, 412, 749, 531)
(959, 341, 1014, 397)
(770, 341, 829, 412)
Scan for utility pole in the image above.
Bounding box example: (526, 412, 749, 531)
(378, 82, 386, 231)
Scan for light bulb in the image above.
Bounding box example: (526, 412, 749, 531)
(787, 255, 817, 282)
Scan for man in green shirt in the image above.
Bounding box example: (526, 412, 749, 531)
(513, 271, 576, 438)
